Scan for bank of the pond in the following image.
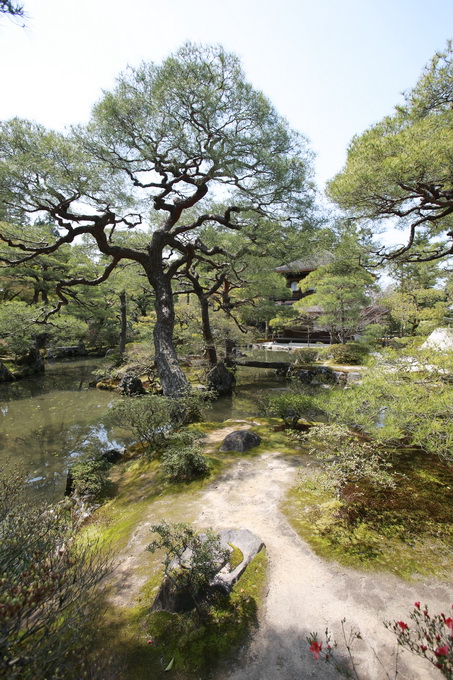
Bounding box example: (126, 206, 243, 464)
(0, 358, 131, 499)
(0, 351, 289, 498)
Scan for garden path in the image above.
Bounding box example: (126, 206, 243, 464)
(199, 427, 451, 680)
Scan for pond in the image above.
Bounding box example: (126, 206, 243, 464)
(0, 350, 289, 500)
(0, 359, 130, 500)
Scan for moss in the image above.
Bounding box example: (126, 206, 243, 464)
(94, 549, 267, 680)
(282, 450, 453, 580)
(228, 543, 244, 570)
(146, 549, 267, 677)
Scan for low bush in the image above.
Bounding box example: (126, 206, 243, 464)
(106, 391, 212, 456)
(384, 336, 426, 350)
(319, 342, 370, 365)
(291, 347, 320, 364)
(0, 467, 115, 680)
(299, 423, 396, 495)
(69, 442, 113, 498)
(146, 521, 229, 619)
(106, 395, 172, 452)
(161, 430, 209, 481)
(263, 392, 320, 426)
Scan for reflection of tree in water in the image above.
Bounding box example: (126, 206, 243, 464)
(0, 360, 98, 403)
(11, 422, 121, 500)
(0, 359, 130, 500)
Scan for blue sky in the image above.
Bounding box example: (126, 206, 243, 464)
(0, 0, 451, 192)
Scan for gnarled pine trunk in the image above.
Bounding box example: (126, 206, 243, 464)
(149, 269, 189, 397)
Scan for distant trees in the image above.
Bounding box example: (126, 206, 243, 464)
(328, 43, 453, 263)
(0, 43, 315, 395)
(294, 235, 376, 343)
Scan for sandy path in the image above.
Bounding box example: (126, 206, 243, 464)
(106, 426, 451, 679)
(194, 445, 451, 680)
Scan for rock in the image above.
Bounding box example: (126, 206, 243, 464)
(151, 528, 264, 613)
(421, 328, 453, 352)
(101, 448, 123, 464)
(206, 361, 236, 396)
(220, 430, 261, 452)
(0, 361, 14, 382)
(117, 374, 145, 395)
(213, 528, 265, 592)
(294, 365, 338, 385)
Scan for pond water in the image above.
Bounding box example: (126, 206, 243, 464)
(0, 351, 289, 500)
(0, 359, 130, 500)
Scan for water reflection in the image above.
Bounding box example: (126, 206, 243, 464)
(0, 359, 130, 500)
(206, 349, 290, 421)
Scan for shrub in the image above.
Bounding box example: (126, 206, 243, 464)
(385, 336, 426, 351)
(264, 392, 320, 426)
(291, 347, 320, 364)
(0, 467, 114, 680)
(320, 349, 453, 466)
(147, 522, 229, 619)
(169, 389, 213, 425)
(106, 395, 172, 452)
(161, 430, 209, 481)
(299, 423, 396, 495)
(106, 390, 213, 457)
(69, 442, 112, 498)
(319, 342, 370, 365)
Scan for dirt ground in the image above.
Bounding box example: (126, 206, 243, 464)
(108, 424, 452, 680)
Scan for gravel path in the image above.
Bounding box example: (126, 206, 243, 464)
(195, 437, 451, 680)
(106, 425, 452, 680)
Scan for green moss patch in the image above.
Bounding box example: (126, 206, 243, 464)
(96, 550, 266, 680)
(282, 450, 453, 580)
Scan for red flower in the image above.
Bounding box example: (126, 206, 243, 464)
(434, 645, 450, 657)
(147, 639, 154, 645)
(414, 602, 420, 609)
(420, 645, 428, 652)
(397, 621, 409, 631)
(445, 617, 453, 632)
(309, 640, 323, 660)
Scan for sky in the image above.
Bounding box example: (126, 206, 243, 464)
(0, 0, 451, 195)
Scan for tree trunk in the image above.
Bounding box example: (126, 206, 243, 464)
(119, 290, 127, 356)
(150, 270, 189, 397)
(197, 292, 217, 368)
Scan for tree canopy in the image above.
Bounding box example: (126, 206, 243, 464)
(327, 43, 453, 263)
(0, 43, 315, 395)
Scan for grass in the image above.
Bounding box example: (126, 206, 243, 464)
(282, 447, 453, 580)
(93, 550, 267, 680)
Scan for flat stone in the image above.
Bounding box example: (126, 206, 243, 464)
(213, 528, 265, 591)
(151, 528, 265, 612)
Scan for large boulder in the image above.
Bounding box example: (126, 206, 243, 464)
(117, 374, 145, 395)
(206, 361, 236, 396)
(213, 528, 265, 592)
(220, 429, 261, 452)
